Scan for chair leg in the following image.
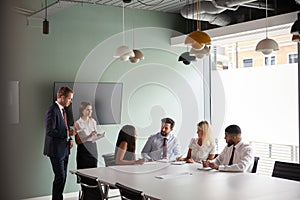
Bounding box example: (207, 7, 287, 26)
(104, 184, 109, 200)
(78, 189, 82, 200)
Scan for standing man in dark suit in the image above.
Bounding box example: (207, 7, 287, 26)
(43, 86, 75, 200)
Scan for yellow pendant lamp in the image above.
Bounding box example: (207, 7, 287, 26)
(184, 0, 211, 52)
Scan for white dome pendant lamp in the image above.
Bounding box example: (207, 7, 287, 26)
(255, 0, 279, 55)
(114, 2, 134, 61)
(129, 14, 144, 64)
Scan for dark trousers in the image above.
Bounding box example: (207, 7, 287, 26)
(50, 155, 69, 200)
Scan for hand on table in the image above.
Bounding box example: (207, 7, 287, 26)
(135, 158, 146, 165)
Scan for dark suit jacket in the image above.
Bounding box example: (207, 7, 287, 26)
(43, 103, 70, 158)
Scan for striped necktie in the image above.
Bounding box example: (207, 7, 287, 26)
(62, 108, 69, 131)
(162, 138, 167, 159)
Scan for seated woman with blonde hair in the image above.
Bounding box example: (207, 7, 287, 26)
(115, 125, 146, 165)
(177, 121, 216, 163)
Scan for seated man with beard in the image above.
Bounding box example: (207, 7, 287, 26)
(203, 124, 254, 172)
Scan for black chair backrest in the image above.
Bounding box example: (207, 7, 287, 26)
(75, 171, 105, 200)
(115, 182, 145, 200)
(251, 156, 260, 173)
(102, 153, 116, 167)
(272, 161, 300, 182)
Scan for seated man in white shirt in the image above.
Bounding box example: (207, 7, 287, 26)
(203, 124, 254, 172)
(141, 117, 181, 161)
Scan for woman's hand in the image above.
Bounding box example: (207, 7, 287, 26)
(89, 131, 97, 138)
(186, 158, 195, 163)
(176, 157, 185, 161)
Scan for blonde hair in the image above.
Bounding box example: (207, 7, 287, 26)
(198, 121, 214, 146)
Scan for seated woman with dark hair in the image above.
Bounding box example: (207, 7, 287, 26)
(115, 125, 146, 165)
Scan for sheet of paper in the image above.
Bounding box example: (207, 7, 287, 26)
(197, 166, 212, 171)
(92, 132, 105, 142)
(156, 159, 175, 163)
(155, 172, 192, 179)
(171, 161, 186, 165)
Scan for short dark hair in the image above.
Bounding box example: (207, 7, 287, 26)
(57, 86, 73, 98)
(161, 117, 175, 129)
(225, 124, 241, 134)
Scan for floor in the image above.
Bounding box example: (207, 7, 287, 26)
(24, 189, 121, 200)
(66, 189, 121, 200)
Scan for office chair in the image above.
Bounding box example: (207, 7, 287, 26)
(272, 161, 300, 182)
(251, 156, 260, 173)
(115, 182, 147, 200)
(102, 153, 116, 167)
(70, 170, 105, 200)
(101, 153, 120, 200)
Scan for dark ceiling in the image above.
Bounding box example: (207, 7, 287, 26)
(12, 0, 300, 32)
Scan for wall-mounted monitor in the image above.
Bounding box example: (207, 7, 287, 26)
(53, 82, 123, 125)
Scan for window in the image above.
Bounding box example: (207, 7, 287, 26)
(288, 53, 298, 64)
(243, 58, 253, 68)
(211, 31, 299, 176)
(264, 55, 276, 66)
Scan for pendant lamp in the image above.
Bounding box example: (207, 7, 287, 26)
(178, 0, 196, 65)
(114, 2, 134, 61)
(190, 45, 210, 58)
(42, 0, 49, 34)
(255, 0, 279, 55)
(292, 34, 300, 42)
(129, 10, 144, 64)
(290, 12, 300, 36)
(178, 51, 196, 65)
(184, 0, 211, 53)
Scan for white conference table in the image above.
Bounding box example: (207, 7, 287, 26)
(74, 162, 300, 200)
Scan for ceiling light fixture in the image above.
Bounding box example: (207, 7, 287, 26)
(290, 12, 300, 35)
(114, 2, 134, 61)
(42, 0, 49, 34)
(184, 0, 211, 59)
(129, 8, 144, 63)
(292, 34, 300, 42)
(179, 0, 196, 65)
(255, 0, 279, 55)
(190, 45, 210, 58)
(178, 52, 196, 65)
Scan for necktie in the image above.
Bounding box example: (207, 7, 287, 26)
(228, 146, 235, 165)
(62, 108, 69, 131)
(162, 138, 167, 159)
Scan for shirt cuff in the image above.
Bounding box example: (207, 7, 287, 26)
(218, 165, 225, 171)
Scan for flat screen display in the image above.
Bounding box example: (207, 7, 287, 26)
(53, 82, 123, 125)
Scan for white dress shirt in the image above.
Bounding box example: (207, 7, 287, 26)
(215, 140, 254, 172)
(75, 117, 97, 142)
(141, 132, 181, 161)
(56, 101, 69, 140)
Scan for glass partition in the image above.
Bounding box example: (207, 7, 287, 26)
(211, 33, 299, 175)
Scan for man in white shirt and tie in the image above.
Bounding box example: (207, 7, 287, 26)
(141, 117, 181, 161)
(203, 124, 254, 172)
